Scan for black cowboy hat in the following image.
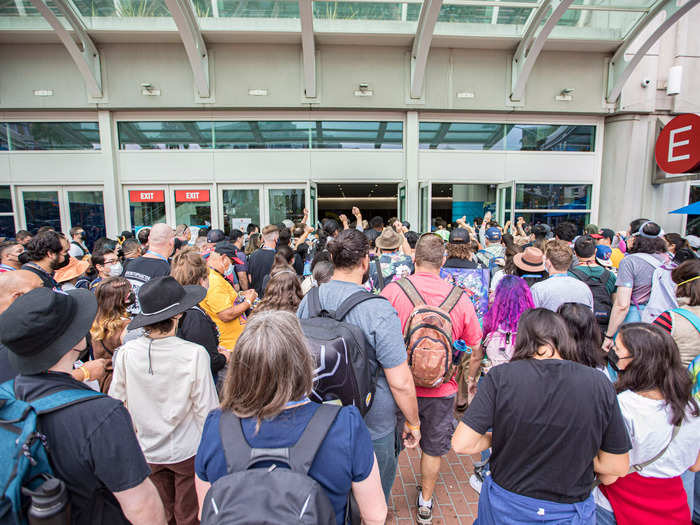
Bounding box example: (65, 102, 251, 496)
(0, 288, 97, 375)
(128, 276, 206, 330)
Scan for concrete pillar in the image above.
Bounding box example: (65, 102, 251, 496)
(98, 110, 123, 237)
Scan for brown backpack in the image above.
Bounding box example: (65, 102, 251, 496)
(396, 278, 463, 388)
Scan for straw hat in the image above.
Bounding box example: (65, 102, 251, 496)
(513, 247, 546, 273)
(54, 256, 90, 283)
(375, 227, 403, 251)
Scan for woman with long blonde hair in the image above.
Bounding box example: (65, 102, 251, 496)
(90, 276, 133, 392)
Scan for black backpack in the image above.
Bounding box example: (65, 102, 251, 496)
(300, 286, 386, 416)
(200, 404, 340, 525)
(569, 268, 613, 326)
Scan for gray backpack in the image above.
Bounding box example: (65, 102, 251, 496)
(201, 404, 341, 525)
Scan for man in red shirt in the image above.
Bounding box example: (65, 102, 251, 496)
(381, 233, 482, 524)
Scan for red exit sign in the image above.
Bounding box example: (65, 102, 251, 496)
(175, 190, 210, 202)
(130, 190, 165, 203)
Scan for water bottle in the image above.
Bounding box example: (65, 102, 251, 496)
(452, 339, 470, 366)
(25, 478, 71, 525)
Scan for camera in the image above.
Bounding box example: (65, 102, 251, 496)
(641, 79, 652, 88)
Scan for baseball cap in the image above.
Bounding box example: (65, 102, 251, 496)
(449, 228, 471, 244)
(485, 227, 502, 242)
(595, 245, 613, 267)
(207, 229, 226, 243)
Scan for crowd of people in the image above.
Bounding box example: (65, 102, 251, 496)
(0, 209, 698, 525)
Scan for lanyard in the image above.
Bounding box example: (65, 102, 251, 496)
(145, 251, 169, 262)
(549, 273, 569, 279)
(285, 397, 310, 409)
(0, 264, 16, 271)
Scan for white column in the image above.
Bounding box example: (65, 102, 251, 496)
(98, 110, 122, 237)
(405, 111, 420, 230)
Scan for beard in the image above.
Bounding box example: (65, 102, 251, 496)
(51, 254, 70, 271)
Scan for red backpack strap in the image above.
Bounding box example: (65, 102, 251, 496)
(440, 286, 463, 313)
(396, 278, 425, 307)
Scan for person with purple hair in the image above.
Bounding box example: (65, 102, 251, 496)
(457, 275, 534, 494)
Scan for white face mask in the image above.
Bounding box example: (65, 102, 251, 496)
(108, 262, 123, 277)
(224, 263, 234, 277)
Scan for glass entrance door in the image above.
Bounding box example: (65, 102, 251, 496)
(220, 187, 263, 236)
(398, 183, 406, 223)
(267, 186, 306, 226)
(496, 182, 514, 226)
(20, 189, 61, 233)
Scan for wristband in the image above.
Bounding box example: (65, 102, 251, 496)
(406, 421, 420, 432)
(604, 334, 614, 340)
(79, 365, 90, 381)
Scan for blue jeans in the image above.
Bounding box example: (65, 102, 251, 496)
(596, 505, 617, 525)
(372, 430, 400, 503)
(695, 470, 700, 522)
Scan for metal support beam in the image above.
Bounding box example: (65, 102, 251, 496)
(410, 0, 443, 99)
(510, 0, 575, 101)
(28, 0, 102, 98)
(164, 0, 210, 99)
(299, 0, 316, 98)
(606, 0, 700, 103)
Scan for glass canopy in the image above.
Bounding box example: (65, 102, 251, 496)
(0, 0, 654, 42)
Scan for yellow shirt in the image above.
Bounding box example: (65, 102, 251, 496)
(611, 247, 625, 269)
(200, 268, 247, 350)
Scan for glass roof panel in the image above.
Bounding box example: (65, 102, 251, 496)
(0, 0, 62, 17)
(553, 7, 645, 39)
(313, 2, 406, 21)
(194, 0, 300, 18)
(73, 0, 172, 17)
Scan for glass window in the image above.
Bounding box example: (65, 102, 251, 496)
(687, 185, 700, 237)
(313, 2, 404, 21)
(505, 124, 595, 151)
(399, 186, 406, 222)
(68, 191, 106, 251)
(195, 0, 300, 18)
(22, 191, 61, 233)
(129, 190, 166, 230)
(313, 121, 403, 149)
(419, 123, 506, 150)
(73, 0, 171, 17)
(0, 124, 7, 151)
(0, 216, 15, 239)
(0, 186, 12, 213)
(5, 122, 100, 151)
(515, 184, 592, 210)
(174, 189, 211, 228)
(420, 186, 429, 233)
(268, 188, 306, 225)
(221, 189, 261, 236)
(118, 122, 213, 150)
(516, 212, 591, 232)
(310, 185, 317, 227)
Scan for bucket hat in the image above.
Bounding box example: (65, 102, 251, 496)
(128, 276, 206, 330)
(513, 247, 546, 273)
(375, 227, 403, 251)
(0, 288, 97, 375)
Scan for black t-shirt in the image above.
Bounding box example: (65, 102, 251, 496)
(21, 263, 59, 289)
(248, 248, 276, 297)
(444, 257, 480, 269)
(462, 359, 630, 504)
(14, 372, 150, 525)
(122, 256, 171, 314)
(0, 345, 15, 383)
(177, 306, 224, 380)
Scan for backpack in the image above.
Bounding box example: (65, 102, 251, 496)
(482, 329, 517, 368)
(300, 286, 386, 416)
(476, 250, 504, 279)
(201, 404, 340, 525)
(439, 266, 490, 320)
(569, 268, 613, 326)
(634, 254, 678, 324)
(396, 278, 463, 388)
(0, 380, 104, 524)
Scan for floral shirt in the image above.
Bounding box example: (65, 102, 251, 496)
(366, 252, 414, 293)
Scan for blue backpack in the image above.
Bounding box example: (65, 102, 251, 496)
(0, 380, 104, 524)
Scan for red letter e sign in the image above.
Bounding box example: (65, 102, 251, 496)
(655, 114, 700, 174)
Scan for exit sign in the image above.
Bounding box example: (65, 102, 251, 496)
(175, 190, 210, 202)
(130, 190, 165, 203)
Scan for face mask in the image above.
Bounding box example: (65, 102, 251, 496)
(224, 264, 234, 277)
(108, 262, 123, 277)
(51, 254, 70, 271)
(607, 350, 625, 375)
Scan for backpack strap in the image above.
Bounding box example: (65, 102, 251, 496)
(307, 285, 324, 318)
(671, 308, 700, 334)
(333, 290, 386, 322)
(288, 404, 341, 474)
(599, 269, 612, 287)
(633, 253, 664, 269)
(630, 424, 681, 473)
(375, 259, 385, 291)
(439, 286, 464, 314)
(21, 384, 104, 415)
(569, 268, 587, 282)
(396, 278, 426, 308)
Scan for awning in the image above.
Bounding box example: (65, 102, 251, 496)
(669, 201, 700, 215)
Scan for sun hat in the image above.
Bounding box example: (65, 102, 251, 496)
(448, 228, 471, 245)
(595, 245, 613, 267)
(54, 256, 90, 283)
(0, 288, 97, 375)
(513, 247, 546, 273)
(375, 227, 403, 251)
(485, 227, 502, 242)
(128, 276, 206, 330)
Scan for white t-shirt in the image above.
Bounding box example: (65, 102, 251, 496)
(594, 390, 700, 511)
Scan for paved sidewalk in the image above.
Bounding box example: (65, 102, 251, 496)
(387, 446, 481, 524)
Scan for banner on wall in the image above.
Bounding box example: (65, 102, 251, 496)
(230, 218, 252, 232)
